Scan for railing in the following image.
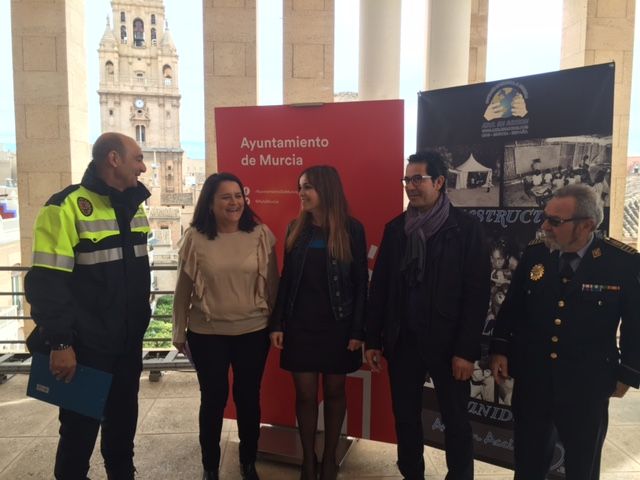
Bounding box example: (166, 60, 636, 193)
(0, 265, 191, 383)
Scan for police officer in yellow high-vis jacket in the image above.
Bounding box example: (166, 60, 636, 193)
(24, 132, 151, 480)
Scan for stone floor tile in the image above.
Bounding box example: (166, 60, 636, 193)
(603, 430, 640, 471)
(137, 397, 200, 434)
(0, 438, 35, 474)
(0, 396, 57, 437)
(600, 473, 640, 479)
(152, 370, 200, 398)
(138, 374, 166, 399)
(609, 391, 640, 426)
(338, 438, 403, 477)
(0, 374, 29, 401)
(0, 437, 58, 479)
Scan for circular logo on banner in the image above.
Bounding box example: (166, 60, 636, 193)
(77, 197, 93, 217)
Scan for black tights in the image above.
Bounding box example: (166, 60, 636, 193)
(292, 372, 346, 480)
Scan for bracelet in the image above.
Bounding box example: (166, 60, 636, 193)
(51, 343, 72, 351)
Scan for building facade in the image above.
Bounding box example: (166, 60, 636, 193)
(97, 0, 183, 196)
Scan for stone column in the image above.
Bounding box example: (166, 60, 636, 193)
(283, 0, 334, 104)
(203, 0, 257, 174)
(425, 0, 472, 90)
(561, 0, 635, 240)
(358, 0, 401, 100)
(468, 0, 488, 84)
(11, 0, 89, 265)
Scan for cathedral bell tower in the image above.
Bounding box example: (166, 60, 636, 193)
(98, 0, 183, 195)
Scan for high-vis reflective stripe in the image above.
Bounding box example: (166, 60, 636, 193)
(130, 216, 149, 230)
(76, 219, 120, 234)
(32, 252, 75, 272)
(134, 244, 148, 257)
(76, 248, 123, 265)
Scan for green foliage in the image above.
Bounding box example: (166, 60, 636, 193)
(154, 295, 174, 318)
(144, 295, 175, 348)
(144, 319, 173, 349)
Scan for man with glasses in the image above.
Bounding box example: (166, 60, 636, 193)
(490, 184, 640, 480)
(365, 150, 490, 480)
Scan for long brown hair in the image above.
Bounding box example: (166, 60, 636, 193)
(286, 165, 352, 262)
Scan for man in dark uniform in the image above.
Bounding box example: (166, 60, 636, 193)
(490, 184, 640, 480)
(24, 132, 151, 479)
(365, 150, 490, 480)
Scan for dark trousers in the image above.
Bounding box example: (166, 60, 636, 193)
(513, 385, 609, 480)
(54, 344, 143, 480)
(187, 328, 270, 471)
(388, 334, 473, 480)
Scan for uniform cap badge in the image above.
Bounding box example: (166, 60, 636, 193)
(530, 264, 544, 281)
(77, 197, 93, 217)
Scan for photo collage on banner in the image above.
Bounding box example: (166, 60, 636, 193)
(416, 63, 615, 477)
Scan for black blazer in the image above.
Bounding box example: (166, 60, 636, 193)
(491, 236, 640, 402)
(366, 207, 490, 361)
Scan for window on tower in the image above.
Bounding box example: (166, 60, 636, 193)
(151, 14, 156, 25)
(136, 125, 146, 143)
(133, 18, 145, 47)
(120, 11, 125, 22)
(105, 61, 114, 79)
(163, 65, 173, 86)
(120, 25, 127, 44)
(151, 28, 157, 46)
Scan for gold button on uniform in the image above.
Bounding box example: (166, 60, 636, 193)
(554, 318, 562, 326)
(550, 353, 558, 359)
(551, 336, 559, 343)
(558, 300, 565, 308)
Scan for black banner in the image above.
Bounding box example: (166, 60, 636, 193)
(416, 63, 615, 478)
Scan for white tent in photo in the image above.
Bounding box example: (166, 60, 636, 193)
(449, 154, 493, 189)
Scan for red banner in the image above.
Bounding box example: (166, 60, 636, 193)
(215, 100, 404, 441)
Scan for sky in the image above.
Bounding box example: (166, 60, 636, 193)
(0, 0, 638, 158)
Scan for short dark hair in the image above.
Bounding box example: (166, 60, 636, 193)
(191, 173, 260, 239)
(407, 150, 448, 184)
(92, 133, 126, 165)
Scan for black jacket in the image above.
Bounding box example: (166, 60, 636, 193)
(366, 207, 490, 361)
(490, 236, 640, 401)
(24, 163, 152, 354)
(269, 217, 368, 340)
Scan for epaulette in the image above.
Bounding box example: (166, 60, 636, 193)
(604, 237, 637, 255)
(527, 238, 544, 247)
(44, 184, 81, 207)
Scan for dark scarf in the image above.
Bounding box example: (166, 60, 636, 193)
(401, 192, 451, 286)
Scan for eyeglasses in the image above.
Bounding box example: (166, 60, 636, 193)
(401, 175, 432, 186)
(541, 214, 590, 227)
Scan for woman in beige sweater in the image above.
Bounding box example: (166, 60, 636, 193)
(172, 173, 278, 480)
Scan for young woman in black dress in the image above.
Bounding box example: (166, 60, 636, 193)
(269, 166, 368, 480)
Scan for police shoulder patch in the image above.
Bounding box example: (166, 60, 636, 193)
(604, 237, 637, 255)
(77, 197, 93, 217)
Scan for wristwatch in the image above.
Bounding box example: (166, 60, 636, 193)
(51, 343, 72, 351)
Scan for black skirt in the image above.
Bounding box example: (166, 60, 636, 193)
(280, 228, 362, 374)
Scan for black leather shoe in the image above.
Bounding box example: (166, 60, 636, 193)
(202, 470, 219, 480)
(240, 462, 260, 480)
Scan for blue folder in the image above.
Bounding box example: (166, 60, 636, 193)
(26, 352, 113, 420)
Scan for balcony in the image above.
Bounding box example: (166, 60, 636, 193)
(1, 264, 639, 479)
